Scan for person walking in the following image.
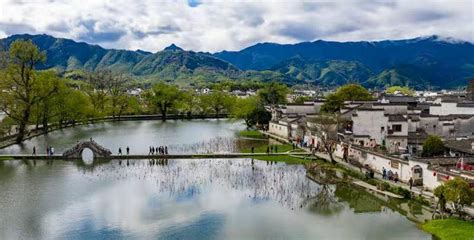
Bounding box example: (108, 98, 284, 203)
(266, 146, 270, 154)
(275, 146, 278, 153)
(126, 146, 130, 155)
(382, 167, 387, 179)
(251, 146, 254, 153)
(51, 147, 54, 156)
(118, 147, 122, 155)
(408, 177, 413, 190)
(165, 146, 168, 155)
(32, 146, 36, 156)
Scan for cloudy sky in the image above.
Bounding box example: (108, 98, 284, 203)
(0, 0, 473, 52)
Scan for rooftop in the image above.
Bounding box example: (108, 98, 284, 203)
(444, 139, 474, 155)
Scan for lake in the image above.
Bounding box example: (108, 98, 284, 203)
(0, 119, 431, 239)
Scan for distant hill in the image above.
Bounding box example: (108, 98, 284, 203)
(0, 34, 240, 83)
(215, 36, 474, 88)
(1, 34, 474, 88)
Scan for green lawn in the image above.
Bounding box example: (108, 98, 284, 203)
(238, 130, 267, 139)
(422, 219, 474, 240)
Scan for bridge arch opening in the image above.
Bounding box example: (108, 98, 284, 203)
(81, 148, 94, 165)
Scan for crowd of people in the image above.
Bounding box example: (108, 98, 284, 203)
(148, 146, 169, 155)
(382, 167, 399, 183)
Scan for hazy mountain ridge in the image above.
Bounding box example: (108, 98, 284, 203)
(1, 34, 474, 88)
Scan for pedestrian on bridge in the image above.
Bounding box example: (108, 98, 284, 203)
(118, 147, 122, 155)
(32, 146, 36, 156)
(126, 146, 130, 155)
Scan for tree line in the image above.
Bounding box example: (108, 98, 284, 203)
(0, 39, 288, 143)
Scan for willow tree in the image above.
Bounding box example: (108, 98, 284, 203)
(0, 40, 50, 143)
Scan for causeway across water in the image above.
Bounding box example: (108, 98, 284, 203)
(0, 152, 312, 160)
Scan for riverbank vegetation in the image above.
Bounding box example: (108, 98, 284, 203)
(422, 219, 474, 240)
(0, 40, 287, 143)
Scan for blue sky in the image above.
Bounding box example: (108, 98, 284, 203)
(0, 0, 472, 52)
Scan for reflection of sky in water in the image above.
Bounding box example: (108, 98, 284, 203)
(0, 119, 246, 154)
(0, 159, 430, 240)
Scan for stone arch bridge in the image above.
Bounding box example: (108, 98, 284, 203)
(62, 140, 112, 159)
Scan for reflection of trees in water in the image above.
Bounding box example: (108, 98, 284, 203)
(307, 184, 344, 216)
(80, 159, 323, 209)
(334, 184, 384, 213)
(166, 137, 266, 154)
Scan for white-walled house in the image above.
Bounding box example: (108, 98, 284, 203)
(430, 102, 474, 115)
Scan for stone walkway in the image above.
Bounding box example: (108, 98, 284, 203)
(261, 130, 474, 216)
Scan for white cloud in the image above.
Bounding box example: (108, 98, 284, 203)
(0, 0, 472, 52)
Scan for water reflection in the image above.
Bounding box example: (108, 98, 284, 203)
(0, 159, 430, 240)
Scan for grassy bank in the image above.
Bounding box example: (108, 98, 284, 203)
(0, 156, 13, 161)
(422, 219, 474, 240)
(239, 140, 311, 164)
(238, 130, 267, 139)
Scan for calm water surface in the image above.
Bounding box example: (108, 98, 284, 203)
(0, 119, 246, 155)
(0, 120, 431, 239)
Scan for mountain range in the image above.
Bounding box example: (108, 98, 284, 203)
(1, 34, 474, 89)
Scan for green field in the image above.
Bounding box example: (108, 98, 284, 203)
(422, 219, 474, 240)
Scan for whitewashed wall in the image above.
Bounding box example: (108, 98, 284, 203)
(269, 122, 289, 138)
(430, 102, 474, 115)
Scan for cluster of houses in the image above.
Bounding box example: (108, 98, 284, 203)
(267, 92, 474, 191)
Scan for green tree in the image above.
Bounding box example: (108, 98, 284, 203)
(422, 135, 445, 157)
(106, 73, 130, 120)
(178, 90, 200, 117)
(321, 84, 372, 113)
(434, 185, 447, 217)
(55, 88, 93, 127)
(200, 90, 234, 118)
(385, 86, 415, 96)
(230, 96, 271, 128)
(144, 82, 182, 120)
(85, 70, 111, 115)
(257, 82, 289, 105)
(435, 178, 474, 215)
(0, 39, 47, 143)
(31, 71, 60, 133)
(293, 95, 313, 104)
